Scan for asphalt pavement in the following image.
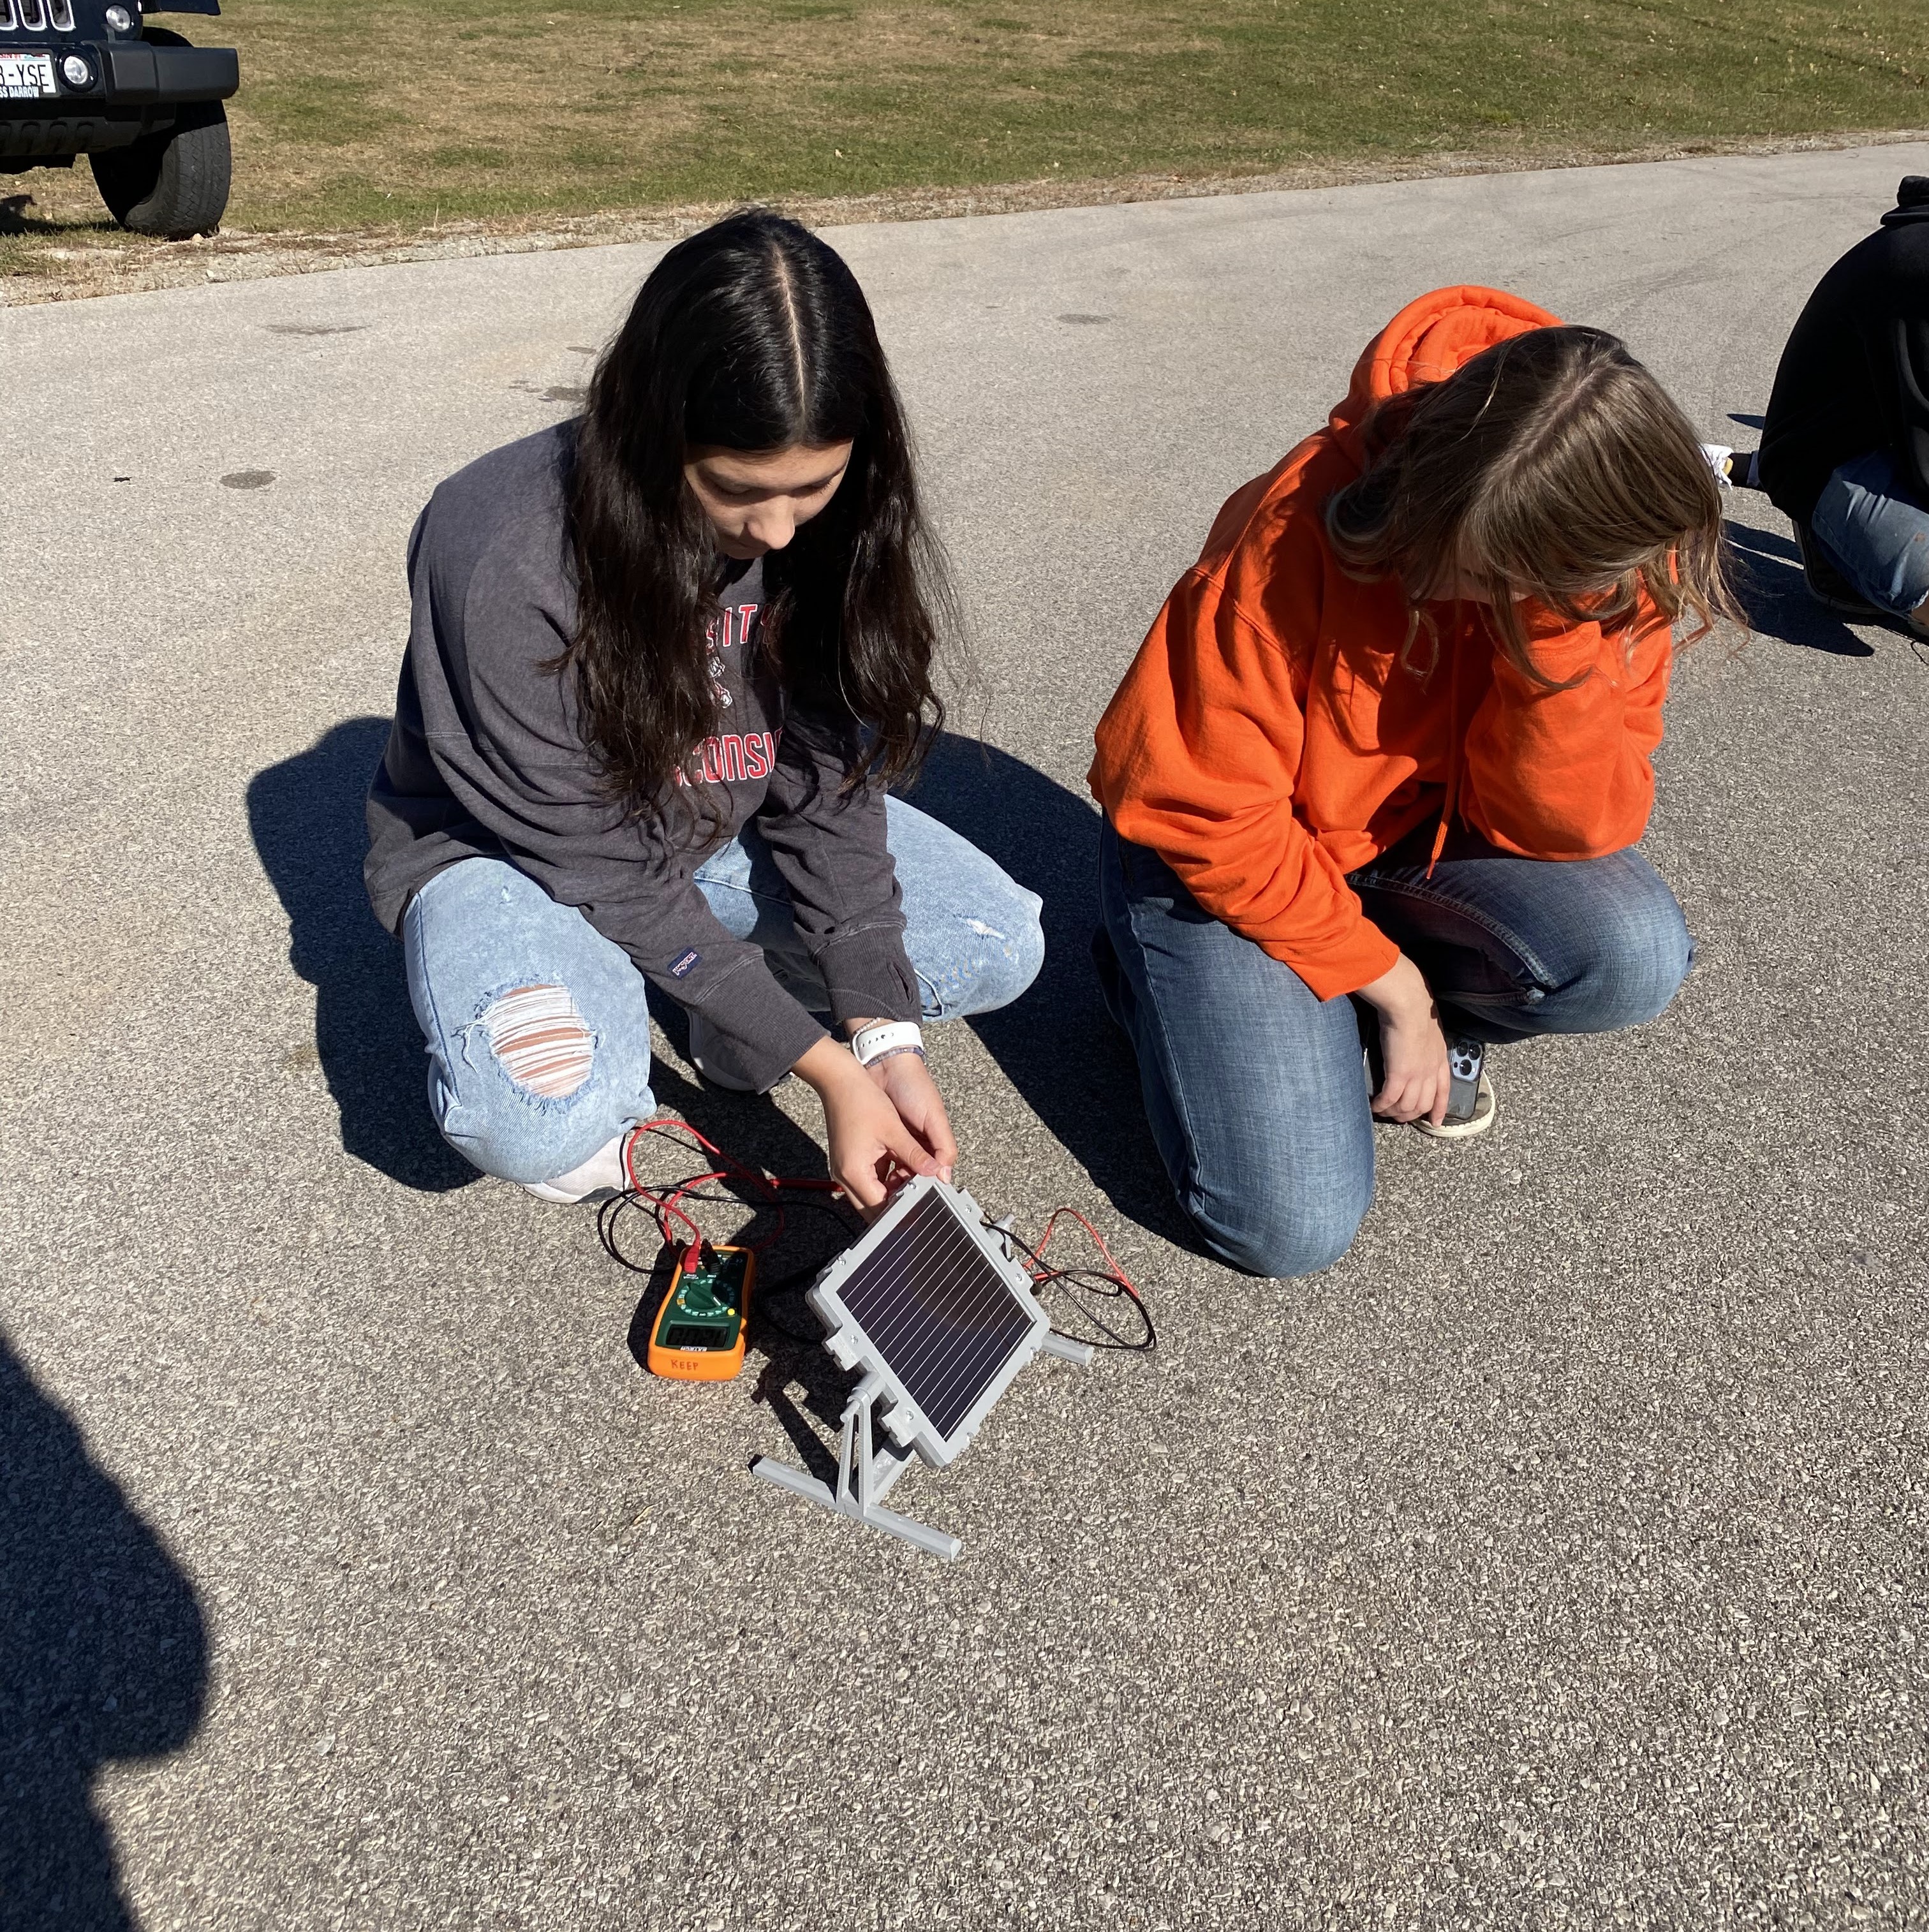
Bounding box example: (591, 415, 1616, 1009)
(4, 143, 1928, 1929)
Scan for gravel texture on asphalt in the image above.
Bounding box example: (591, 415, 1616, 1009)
(3, 144, 1927, 1930)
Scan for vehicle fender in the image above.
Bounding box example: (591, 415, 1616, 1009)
(105, 42, 157, 100)
(104, 41, 239, 103)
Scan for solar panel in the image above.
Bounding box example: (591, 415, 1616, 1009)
(808, 1176, 1052, 1467)
(834, 1190, 1037, 1443)
(751, 1176, 1091, 1560)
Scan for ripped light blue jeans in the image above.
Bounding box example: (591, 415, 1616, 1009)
(402, 795, 1044, 1185)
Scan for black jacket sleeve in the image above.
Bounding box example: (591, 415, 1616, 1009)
(1876, 303, 1929, 506)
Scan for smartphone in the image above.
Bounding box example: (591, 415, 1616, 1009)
(1444, 1038, 1484, 1125)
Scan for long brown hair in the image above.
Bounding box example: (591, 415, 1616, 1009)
(1325, 324, 1743, 684)
(563, 209, 952, 822)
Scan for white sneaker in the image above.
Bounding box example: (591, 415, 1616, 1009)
(686, 1012, 776, 1093)
(519, 1127, 633, 1204)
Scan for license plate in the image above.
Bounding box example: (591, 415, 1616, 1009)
(1, 52, 57, 100)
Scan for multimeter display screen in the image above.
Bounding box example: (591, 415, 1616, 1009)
(662, 1322, 733, 1350)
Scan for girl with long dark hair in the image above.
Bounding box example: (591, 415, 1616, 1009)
(365, 211, 1042, 1210)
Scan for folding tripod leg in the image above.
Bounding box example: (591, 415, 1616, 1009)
(750, 1383, 961, 1560)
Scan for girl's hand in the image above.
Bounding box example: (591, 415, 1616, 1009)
(1359, 953, 1452, 1127)
(868, 1050, 957, 1186)
(794, 1036, 942, 1216)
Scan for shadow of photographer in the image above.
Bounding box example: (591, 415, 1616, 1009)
(0, 1337, 209, 1929)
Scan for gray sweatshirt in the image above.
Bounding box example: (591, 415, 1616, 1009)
(364, 425, 918, 1091)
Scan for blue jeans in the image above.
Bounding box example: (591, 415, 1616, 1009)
(1095, 820, 1692, 1279)
(1810, 450, 1929, 620)
(403, 796, 1044, 1184)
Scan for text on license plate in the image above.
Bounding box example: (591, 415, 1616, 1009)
(1, 53, 57, 100)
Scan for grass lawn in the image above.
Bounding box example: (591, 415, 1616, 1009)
(3, 0, 1925, 290)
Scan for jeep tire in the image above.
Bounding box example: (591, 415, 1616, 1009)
(91, 100, 232, 237)
(89, 30, 233, 239)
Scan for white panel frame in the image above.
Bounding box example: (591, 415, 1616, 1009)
(805, 1175, 1053, 1470)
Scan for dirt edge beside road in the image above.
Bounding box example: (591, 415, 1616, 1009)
(8, 127, 1927, 307)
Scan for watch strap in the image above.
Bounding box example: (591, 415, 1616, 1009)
(851, 1020, 925, 1068)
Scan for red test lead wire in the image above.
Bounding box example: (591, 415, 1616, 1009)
(619, 1116, 848, 1262)
(1030, 1205, 1139, 1297)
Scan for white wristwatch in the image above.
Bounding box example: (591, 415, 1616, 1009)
(850, 1020, 925, 1068)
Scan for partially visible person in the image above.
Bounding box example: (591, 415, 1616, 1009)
(1752, 174, 1929, 635)
(365, 210, 1043, 1214)
(1089, 288, 1740, 1279)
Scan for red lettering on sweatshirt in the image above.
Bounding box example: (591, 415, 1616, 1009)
(674, 600, 772, 788)
(673, 726, 781, 788)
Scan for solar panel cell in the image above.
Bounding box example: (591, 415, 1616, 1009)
(838, 1192, 1036, 1441)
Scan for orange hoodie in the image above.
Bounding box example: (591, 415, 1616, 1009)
(1088, 285, 1674, 1002)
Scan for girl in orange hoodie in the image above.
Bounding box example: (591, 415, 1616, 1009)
(1088, 286, 1739, 1279)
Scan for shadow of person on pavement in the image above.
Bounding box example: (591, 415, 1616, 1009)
(0, 1336, 209, 1931)
(1726, 518, 1876, 658)
(898, 733, 1184, 1238)
(247, 716, 477, 1194)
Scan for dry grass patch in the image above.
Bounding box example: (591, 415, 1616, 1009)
(3, 0, 1925, 299)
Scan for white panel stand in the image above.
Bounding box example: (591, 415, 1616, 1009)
(751, 1372, 963, 1562)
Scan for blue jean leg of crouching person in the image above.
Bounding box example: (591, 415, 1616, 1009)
(403, 795, 1045, 1186)
(1809, 450, 1929, 621)
(1094, 819, 1692, 1279)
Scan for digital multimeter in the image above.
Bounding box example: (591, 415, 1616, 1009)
(647, 1244, 755, 1382)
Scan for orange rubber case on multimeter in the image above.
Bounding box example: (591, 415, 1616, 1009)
(646, 1244, 756, 1382)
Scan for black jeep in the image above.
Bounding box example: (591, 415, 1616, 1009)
(1, 0, 237, 239)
